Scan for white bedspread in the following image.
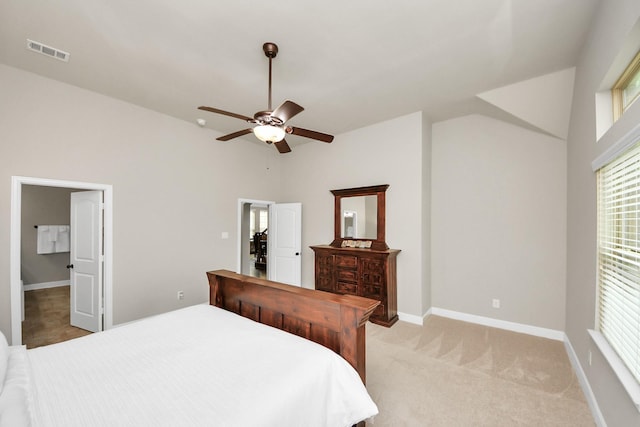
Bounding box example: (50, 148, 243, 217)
(25, 304, 377, 427)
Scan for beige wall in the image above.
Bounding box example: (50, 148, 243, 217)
(0, 64, 283, 341)
(0, 63, 429, 339)
(1, 64, 567, 338)
(431, 115, 567, 330)
(280, 112, 427, 319)
(21, 185, 75, 285)
(566, 0, 640, 424)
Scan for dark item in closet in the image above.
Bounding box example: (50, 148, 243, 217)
(253, 230, 268, 270)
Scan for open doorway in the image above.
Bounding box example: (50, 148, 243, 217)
(237, 199, 302, 286)
(21, 185, 91, 348)
(237, 198, 274, 279)
(10, 176, 113, 346)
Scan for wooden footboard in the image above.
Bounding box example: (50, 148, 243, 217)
(207, 270, 379, 383)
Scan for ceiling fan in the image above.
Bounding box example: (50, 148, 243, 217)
(198, 42, 334, 154)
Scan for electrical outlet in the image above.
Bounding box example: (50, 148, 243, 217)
(492, 299, 500, 309)
(177, 291, 184, 300)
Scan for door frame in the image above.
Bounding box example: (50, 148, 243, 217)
(236, 198, 274, 275)
(10, 176, 113, 345)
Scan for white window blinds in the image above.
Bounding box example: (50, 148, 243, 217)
(597, 141, 640, 386)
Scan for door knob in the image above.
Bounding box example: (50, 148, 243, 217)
(66, 264, 74, 269)
(295, 252, 300, 256)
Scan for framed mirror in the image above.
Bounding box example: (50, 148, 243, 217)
(330, 184, 389, 250)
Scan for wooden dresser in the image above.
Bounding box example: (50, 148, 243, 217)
(311, 245, 400, 327)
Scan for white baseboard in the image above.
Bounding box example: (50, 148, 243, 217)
(563, 335, 607, 427)
(429, 307, 565, 341)
(23, 280, 69, 291)
(398, 309, 429, 325)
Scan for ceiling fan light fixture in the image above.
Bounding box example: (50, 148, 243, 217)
(253, 124, 285, 143)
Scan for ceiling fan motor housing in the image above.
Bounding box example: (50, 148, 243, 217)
(254, 110, 283, 126)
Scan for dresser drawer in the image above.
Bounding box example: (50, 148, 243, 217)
(335, 255, 358, 268)
(362, 284, 382, 298)
(317, 253, 333, 267)
(335, 281, 358, 295)
(316, 277, 333, 292)
(336, 269, 358, 283)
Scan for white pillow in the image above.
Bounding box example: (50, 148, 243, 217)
(0, 346, 32, 427)
(0, 331, 8, 394)
(0, 383, 31, 427)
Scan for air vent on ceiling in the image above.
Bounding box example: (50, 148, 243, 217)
(26, 39, 70, 62)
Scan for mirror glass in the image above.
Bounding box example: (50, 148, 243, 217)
(340, 195, 378, 239)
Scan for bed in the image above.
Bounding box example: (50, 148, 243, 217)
(0, 270, 380, 427)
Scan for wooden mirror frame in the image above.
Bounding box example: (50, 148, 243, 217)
(330, 184, 389, 250)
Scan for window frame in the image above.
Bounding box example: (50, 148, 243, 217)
(593, 128, 640, 412)
(612, 50, 640, 122)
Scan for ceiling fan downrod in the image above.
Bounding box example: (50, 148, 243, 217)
(263, 42, 278, 112)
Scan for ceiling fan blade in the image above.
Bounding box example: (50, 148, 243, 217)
(274, 139, 292, 154)
(216, 128, 253, 141)
(286, 126, 334, 143)
(271, 100, 304, 123)
(198, 106, 253, 122)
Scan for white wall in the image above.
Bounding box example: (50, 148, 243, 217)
(432, 114, 567, 331)
(566, 0, 640, 425)
(280, 112, 426, 318)
(0, 64, 283, 341)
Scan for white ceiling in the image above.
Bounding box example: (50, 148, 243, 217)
(0, 0, 600, 145)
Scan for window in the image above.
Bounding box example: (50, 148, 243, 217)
(596, 141, 640, 388)
(612, 50, 640, 121)
(249, 207, 268, 236)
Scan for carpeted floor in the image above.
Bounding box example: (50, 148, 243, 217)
(22, 286, 92, 349)
(366, 316, 595, 426)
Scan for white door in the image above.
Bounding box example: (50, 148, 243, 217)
(268, 203, 302, 286)
(70, 191, 103, 332)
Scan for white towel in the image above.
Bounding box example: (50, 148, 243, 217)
(36, 226, 54, 254)
(48, 226, 58, 242)
(56, 226, 70, 253)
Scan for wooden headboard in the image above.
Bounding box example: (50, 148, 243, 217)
(207, 270, 379, 383)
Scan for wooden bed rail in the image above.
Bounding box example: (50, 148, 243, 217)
(207, 270, 379, 383)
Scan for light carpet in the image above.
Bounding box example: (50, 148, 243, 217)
(366, 315, 595, 426)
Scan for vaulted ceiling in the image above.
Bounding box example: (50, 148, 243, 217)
(0, 0, 599, 144)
